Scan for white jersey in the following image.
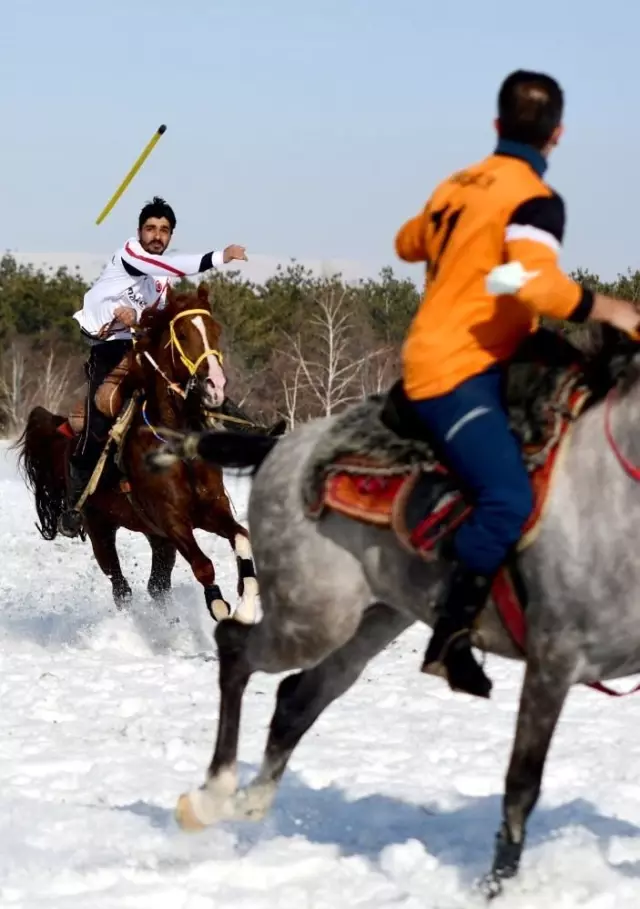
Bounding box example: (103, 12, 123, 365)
(73, 237, 224, 342)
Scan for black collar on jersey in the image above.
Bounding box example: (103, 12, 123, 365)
(494, 138, 548, 178)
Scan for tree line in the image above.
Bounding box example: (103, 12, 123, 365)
(0, 252, 638, 435)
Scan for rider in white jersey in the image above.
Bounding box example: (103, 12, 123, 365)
(59, 196, 247, 537)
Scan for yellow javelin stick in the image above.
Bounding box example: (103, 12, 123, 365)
(95, 124, 167, 225)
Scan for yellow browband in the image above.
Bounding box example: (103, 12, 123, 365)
(166, 308, 224, 376)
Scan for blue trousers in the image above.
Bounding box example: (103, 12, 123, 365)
(409, 366, 534, 575)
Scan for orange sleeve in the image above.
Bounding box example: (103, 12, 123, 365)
(395, 211, 428, 263)
(506, 236, 589, 321)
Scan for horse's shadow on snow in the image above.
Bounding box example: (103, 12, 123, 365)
(246, 775, 640, 882)
(119, 768, 640, 883)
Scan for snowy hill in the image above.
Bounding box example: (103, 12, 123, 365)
(1, 440, 640, 907)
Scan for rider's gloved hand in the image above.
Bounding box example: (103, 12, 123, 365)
(113, 306, 138, 327)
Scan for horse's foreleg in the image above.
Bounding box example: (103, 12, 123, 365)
(176, 603, 412, 830)
(83, 512, 131, 606)
(176, 619, 254, 830)
(170, 524, 231, 621)
(229, 525, 259, 625)
(482, 655, 572, 899)
(202, 496, 260, 625)
(146, 534, 177, 602)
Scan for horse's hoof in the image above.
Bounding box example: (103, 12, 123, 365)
(58, 511, 84, 539)
(148, 585, 171, 601)
(211, 599, 232, 622)
(478, 872, 504, 901)
(113, 583, 133, 607)
(175, 792, 206, 832)
(205, 584, 232, 622)
(232, 783, 275, 821)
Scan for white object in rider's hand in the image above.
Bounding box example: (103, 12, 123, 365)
(486, 262, 540, 295)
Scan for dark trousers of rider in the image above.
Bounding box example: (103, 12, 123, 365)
(409, 364, 534, 576)
(72, 339, 133, 472)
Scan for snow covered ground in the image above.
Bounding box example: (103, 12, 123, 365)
(2, 440, 640, 908)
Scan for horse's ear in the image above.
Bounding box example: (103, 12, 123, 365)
(196, 282, 210, 308)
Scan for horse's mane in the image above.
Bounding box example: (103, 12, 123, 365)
(576, 322, 640, 399)
(138, 282, 222, 339)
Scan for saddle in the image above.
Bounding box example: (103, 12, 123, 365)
(305, 364, 590, 558)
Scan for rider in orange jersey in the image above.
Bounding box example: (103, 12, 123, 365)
(396, 70, 640, 699)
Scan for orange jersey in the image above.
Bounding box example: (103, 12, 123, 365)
(397, 143, 593, 400)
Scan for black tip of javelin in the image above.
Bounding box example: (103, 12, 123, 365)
(158, 124, 167, 135)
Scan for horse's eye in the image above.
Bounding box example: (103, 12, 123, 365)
(177, 332, 187, 342)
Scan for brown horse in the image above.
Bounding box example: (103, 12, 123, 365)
(15, 283, 261, 626)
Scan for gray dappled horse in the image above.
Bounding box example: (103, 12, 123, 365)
(155, 335, 640, 897)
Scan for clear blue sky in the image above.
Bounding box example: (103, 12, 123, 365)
(2, 0, 637, 281)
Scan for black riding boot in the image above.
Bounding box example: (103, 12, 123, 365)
(58, 409, 113, 538)
(58, 462, 95, 538)
(422, 564, 495, 699)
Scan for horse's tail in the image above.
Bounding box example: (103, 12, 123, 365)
(148, 428, 280, 477)
(198, 430, 278, 472)
(12, 406, 69, 540)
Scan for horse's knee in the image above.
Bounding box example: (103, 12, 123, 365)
(215, 619, 252, 661)
(193, 554, 215, 586)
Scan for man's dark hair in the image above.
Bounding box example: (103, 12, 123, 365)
(138, 196, 177, 232)
(497, 70, 564, 149)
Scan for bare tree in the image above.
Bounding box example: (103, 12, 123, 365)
(0, 342, 82, 436)
(359, 344, 399, 398)
(277, 285, 380, 424)
(280, 358, 304, 429)
(0, 345, 26, 432)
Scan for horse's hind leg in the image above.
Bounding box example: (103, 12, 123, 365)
(482, 654, 572, 898)
(176, 619, 253, 830)
(176, 603, 412, 829)
(83, 511, 132, 606)
(146, 534, 177, 602)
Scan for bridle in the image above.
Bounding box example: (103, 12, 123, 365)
(134, 307, 224, 401)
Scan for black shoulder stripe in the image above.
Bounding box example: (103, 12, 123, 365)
(199, 252, 214, 272)
(568, 286, 595, 324)
(122, 257, 145, 278)
(508, 192, 566, 244)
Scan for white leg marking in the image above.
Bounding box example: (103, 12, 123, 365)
(234, 533, 261, 625)
(176, 764, 238, 830)
(235, 533, 252, 560)
(232, 780, 278, 821)
(211, 597, 236, 622)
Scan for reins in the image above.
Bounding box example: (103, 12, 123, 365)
(604, 385, 640, 482)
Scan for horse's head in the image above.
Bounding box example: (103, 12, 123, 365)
(136, 283, 226, 410)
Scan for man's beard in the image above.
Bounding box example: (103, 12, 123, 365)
(143, 240, 167, 255)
